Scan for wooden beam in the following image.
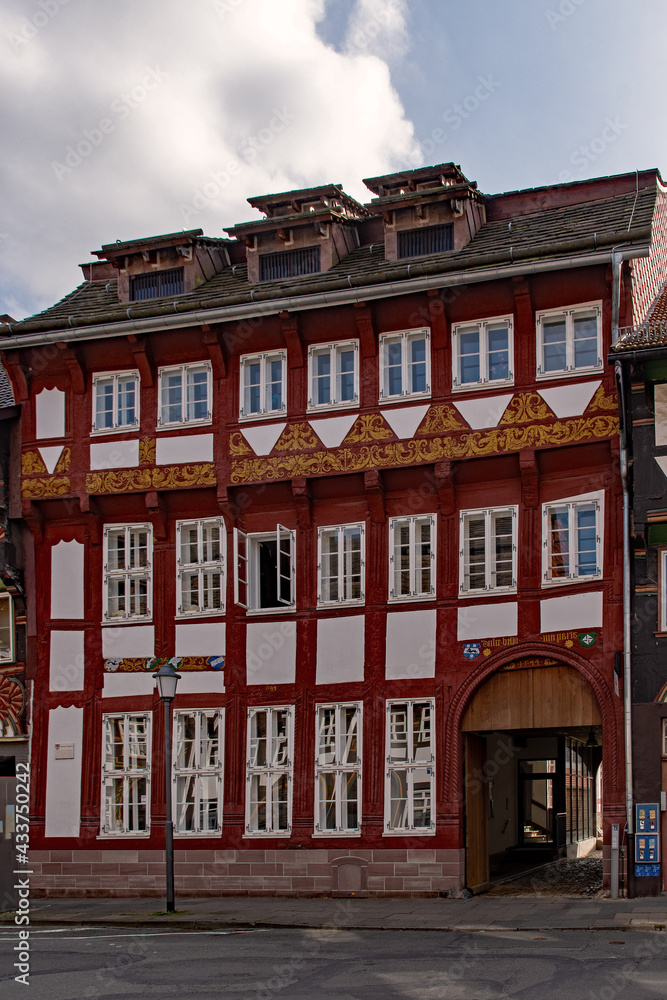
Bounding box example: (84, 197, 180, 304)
(279, 311, 303, 369)
(354, 303, 376, 358)
(126, 334, 154, 388)
(56, 343, 86, 395)
(201, 324, 227, 379)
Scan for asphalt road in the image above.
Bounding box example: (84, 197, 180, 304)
(2, 926, 667, 999)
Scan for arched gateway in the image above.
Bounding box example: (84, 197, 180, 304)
(444, 644, 622, 892)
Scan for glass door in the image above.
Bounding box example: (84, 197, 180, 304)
(519, 759, 556, 845)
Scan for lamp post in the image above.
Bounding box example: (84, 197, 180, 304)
(153, 662, 181, 913)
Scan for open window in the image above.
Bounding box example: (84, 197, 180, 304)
(234, 526, 295, 611)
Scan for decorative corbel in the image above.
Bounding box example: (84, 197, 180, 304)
(279, 311, 303, 369)
(81, 500, 103, 546)
(291, 476, 312, 530)
(145, 490, 167, 540)
(56, 342, 86, 395)
(512, 276, 533, 331)
(277, 228, 291, 244)
(201, 324, 227, 379)
(434, 460, 456, 516)
(126, 334, 154, 388)
(21, 500, 44, 543)
(519, 449, 539, 508)
(364, 468, 386, 525)
(427, 289, 447, 344)
(217, 484, 241, 527)
(3, 352, 29, 402)
(354, 303, 376, 358)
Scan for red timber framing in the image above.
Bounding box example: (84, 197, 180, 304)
(3, 163, 664, 898)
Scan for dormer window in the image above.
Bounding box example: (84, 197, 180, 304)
(131, 267, 184, 301)
(398, 224, 453, 259)
(259, 247, 321, 281)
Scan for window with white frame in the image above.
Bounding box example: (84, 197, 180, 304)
(385, 700, 435, 833)
(308, 341, 359, 409)
(536, 303, 602, 377)
(379, 329, 430, 401)
(234, 526, 295, 611)
(318, 523, 364, 605)
(239, 351, 286, 418)
(389, 515, 436, 600)
(174, 709, 223, 834)
(460, 507, 517, 594)
(659, 550, 667, 633)
(452, 316, 513, 389)
(246, 706, 293, 835)
(92, 371, 140, 432)
(176, 519, 225, 616)
(315, 703, 361, 834)
(102, 713, 150, 834)
(0, 593, 14, 662)
(158, 362, 212, 427)
(103, 524, 152, 621)
(542, 495, 603, 583)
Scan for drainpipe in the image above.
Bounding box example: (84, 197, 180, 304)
(612, 248, 634, 896)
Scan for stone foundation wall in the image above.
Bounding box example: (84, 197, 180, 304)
(29, 848, 465, 898)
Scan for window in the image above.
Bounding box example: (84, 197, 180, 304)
(385, 700, 435, 833)
(536, 303, 602, 377)
(102, 713, 150, 834)
(662, 719, 667, 756)
(542, 496, 602, 583)
(315, 703, 361, 834)
(239, 351, 286, 418)
(318, 523, 365, 605)
(660, 550, 667, 633)
(246, 706, 293, 835)
(131, 267, 184, 301)
(176, 519, 225, 616)
(103, 523, 152, 621)
(398, 224, 453, 258)
(308, 341, 359, 409)
(379, 329, 430, 401)
(92, 371, 139, 432)
(0, 594, 13, 662)
(259, 246, 320, 281)
(174, 710, 223, 834)
(452, 317, 513, 389)
(158, 362, 211, 427)
(460, 507, 517, 594)
(234, 526, 295, 611)
(389, 515, 436, 600)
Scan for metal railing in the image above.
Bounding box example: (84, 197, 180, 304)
(131, 267, 184, 301)
(259, 246, 321, 281)
(398, 224, 453, 259)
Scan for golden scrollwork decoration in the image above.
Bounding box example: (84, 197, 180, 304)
(274, 422, 320, 452)
(86, 463, 216, 495)
(499, 392, 553, 425)
(54, 447, 71, 473)
(343, 414, 394, 443)
(229, 432, 252, 456)
(21, 451, 46, 476)
(138, 437, 156, 465)
(418, 404, 465, 435)
(587, 384, 617, 412)
(21, 476, 71, 498)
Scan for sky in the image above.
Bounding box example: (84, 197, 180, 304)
(1, 0, 666, 321)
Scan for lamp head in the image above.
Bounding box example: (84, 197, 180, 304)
(153, 662, 181, 701)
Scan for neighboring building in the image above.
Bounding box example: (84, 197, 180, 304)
(611, 280, 667, 897)
(1, 164, 666, 898)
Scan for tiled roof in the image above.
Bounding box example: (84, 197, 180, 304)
(611, 280, 667, 352)
(0, 365, 15, 407)
(1, 185, 656, 337)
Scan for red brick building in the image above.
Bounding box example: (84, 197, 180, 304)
(3, 163, 666, 897)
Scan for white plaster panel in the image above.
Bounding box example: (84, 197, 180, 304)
(49, 630, 85, 692)
(540, 591, 603, 632)
(246, 620, 296, 685)
(457, 602, 518, 641)
(90, 439, 139, 470)
(35, 387, 65, 439)
(175, 622, 226, 657)
(655, 456, 667, 480)
(101, 672, 156, 698)
(176, 673, 226, 695)
(241, 423, 286, 456)
(385, 609, 436, 680)
(454, 394, 514, 430)
(655, 384, 667, 446)
(38, 446, 64, 474)
(380, 404, 429, 440)
(51, 540, 84, 619)
(316, 615, 365, 684)
(102, 625, 155, 659)
(155, 433, 214, 466)
(45, 706, 83, 838)
(538, 380, 601, 418)
(308, 414, 358, 448)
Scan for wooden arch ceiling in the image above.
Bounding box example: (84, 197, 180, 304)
(461, 661, 602, 732)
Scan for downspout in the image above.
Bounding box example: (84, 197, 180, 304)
(611, 248, 634, 853)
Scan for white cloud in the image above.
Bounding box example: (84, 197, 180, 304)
(0, 0, 420, 319)
(345, 0, 410, 61)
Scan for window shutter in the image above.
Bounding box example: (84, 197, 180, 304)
(276, 525, 294, 606)
(233, 528, 248, 608)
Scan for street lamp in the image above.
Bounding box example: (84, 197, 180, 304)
(153, 661, 181, 913)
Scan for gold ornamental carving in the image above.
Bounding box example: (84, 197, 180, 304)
(229, 432, 252, 456)
(138, 437, 156, 465)
(588, 384, 617, 412)
(152, 463, 216, 489)
(21, 476, 71, 498)
(274, 422, 320, 452)
(344, 414, 394, 443)
(54, 447, 71, 473)
(418, 405, 465, 435)
(86, 463, 216, 495)
(21, 451, 46, 476)
(499, 392, 553, 425)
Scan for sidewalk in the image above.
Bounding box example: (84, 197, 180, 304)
(2, 893, 667, 933)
